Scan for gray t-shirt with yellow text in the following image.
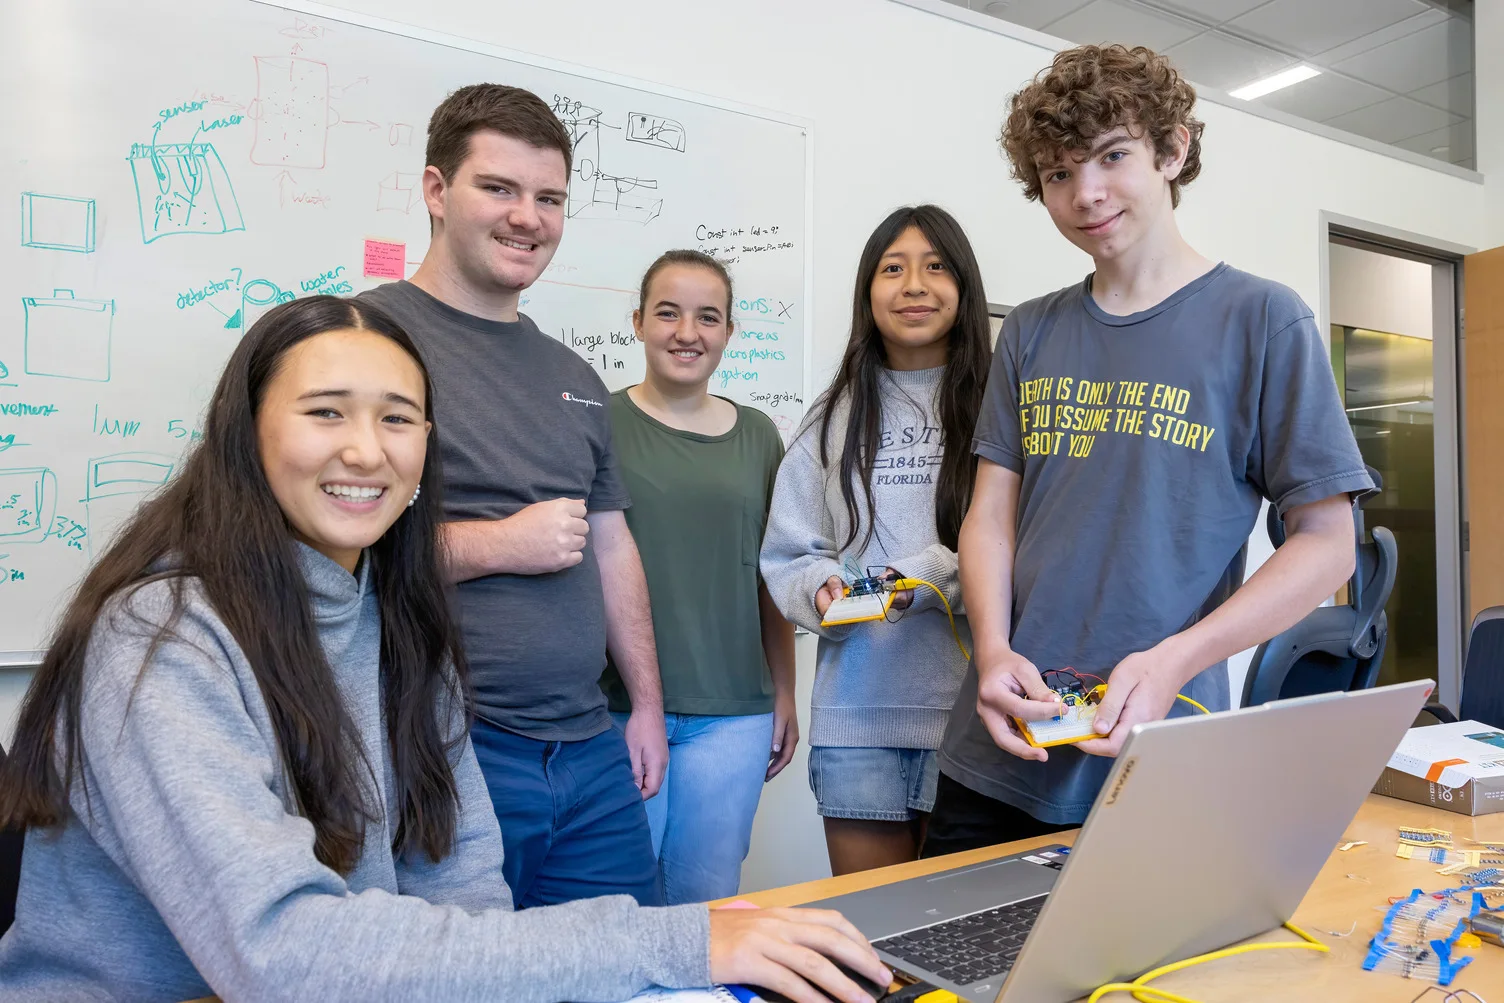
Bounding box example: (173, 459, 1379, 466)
(939, 264, 1373, 823)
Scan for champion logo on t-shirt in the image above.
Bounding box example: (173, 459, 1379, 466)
(560, 392, 604, 407)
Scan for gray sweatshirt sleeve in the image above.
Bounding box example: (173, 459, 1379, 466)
(759, 435, 856, 641)
(885, 543, 961, 616)
(76, 600, 710, 1003)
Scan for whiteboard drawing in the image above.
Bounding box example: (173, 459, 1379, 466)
(0, 468, 57, 544)
(552, 96, 663, 224)
(127, 142, 245, 243)
(0, 0, 806, 653)
(224, 278, 296, 331)
(626, 113, 686, 153)
(20, 193, 97, 253)
(250, 55, 332, 169)
(21, 290, 114, 382)
(376, 170, 424, 213)
(84, 452, 176, 558)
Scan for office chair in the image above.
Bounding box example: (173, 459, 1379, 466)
(0, 742, 21, 936)
(1240, 470, 1396, 707)
(1417, 607, 1504, 729)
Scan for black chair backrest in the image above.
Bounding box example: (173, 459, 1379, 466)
(0, 743, 22, 937)
(1240, 468, 1396, 707)
(1460, 608, 1504, 728)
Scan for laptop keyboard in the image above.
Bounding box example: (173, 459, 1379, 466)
(872, 895, 1046, 987)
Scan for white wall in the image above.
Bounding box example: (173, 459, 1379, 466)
(5, 0, 1504, 892)
(1329, 243, 1433, 339)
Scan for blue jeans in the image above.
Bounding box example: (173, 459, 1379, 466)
(469, 718, 663, 908)
(612, 711, 773, 904)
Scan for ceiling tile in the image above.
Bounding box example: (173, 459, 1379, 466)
(1255, 72, 1391, 122)
(1410, 72, 1472, 116)
(972, 0, 1094, 29)
(1312, 8, 1445, 63)
(1164, 30, 1296, 90)
(1152, 0, 1271, 25)
(1391, 120, 1475, 166)
(1229, 0, 1426, 56)
(1332, 18, 1473, 93)
(1325, 94, 1461, 144)
(1042, 0, 1203, 50)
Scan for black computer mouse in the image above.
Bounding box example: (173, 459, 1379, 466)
(738, 960, 892, 1002)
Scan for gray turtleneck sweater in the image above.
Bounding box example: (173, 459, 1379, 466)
(760, 366, 971, 750)
(0, 544, 709, 1002)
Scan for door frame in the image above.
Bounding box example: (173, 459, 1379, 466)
(1319, 211, 1474, 711)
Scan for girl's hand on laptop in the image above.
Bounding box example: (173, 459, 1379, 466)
(709, 906, 892, 1003)
(976, 647, 1060, 762)
(1075, 650, 1180, 757)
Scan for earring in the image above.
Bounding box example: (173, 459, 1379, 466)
(408, 484, 421, 508)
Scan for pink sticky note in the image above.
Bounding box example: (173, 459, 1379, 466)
(363, 239, 406, 280)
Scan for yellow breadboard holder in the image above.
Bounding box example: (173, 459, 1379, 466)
(819, 587, 896, 627)
(1016, 684, 1110, 748)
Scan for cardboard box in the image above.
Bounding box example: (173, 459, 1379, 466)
(1373, 720, 1504, 816)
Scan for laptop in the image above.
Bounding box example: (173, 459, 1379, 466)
(803, 679, 1432, 1003)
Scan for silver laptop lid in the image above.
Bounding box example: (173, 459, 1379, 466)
(998, 679, 1432, 1003)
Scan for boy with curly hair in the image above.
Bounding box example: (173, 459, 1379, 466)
(926, 45, 1374, 852)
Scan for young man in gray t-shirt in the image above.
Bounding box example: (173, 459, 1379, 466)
(361, 85, 670, 907)
(926, 45, 1374, 852)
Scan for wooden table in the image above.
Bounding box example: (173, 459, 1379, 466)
(727, 794, 1504, 1002)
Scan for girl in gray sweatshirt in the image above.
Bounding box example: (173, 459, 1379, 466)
(760, 206, 993, 876)
(0, 296, 887, 1003)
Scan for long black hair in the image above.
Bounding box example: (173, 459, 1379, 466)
(815, 205, 992, 553)
(0, 295, 467, 874)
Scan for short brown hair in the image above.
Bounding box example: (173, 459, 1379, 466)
(1001, 45, 1204, 208)
(426, 84, 573, 182)
(638, 249, 734, 318)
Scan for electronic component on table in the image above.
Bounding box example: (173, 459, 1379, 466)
(1470, 909, 1504, 947)
(1399, 826, 1455, 846)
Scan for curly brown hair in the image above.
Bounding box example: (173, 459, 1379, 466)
(1001, 45, 1204, 208)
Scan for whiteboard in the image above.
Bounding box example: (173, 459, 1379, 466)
(0, 0, 811, 657)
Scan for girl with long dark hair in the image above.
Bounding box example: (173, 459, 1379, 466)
(761, 206, 992, 875)
(0, 296, 887, 1002)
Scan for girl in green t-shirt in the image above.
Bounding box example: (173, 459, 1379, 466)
(605, 250, 798, 904)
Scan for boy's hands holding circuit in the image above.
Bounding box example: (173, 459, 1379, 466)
(975, 647, 1061, 763)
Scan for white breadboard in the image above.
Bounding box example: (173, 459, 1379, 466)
(1021, 702, 1102, 746)
(820, 591, 892, 626)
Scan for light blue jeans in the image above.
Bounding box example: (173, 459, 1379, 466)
(612, 710, 774, 904)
